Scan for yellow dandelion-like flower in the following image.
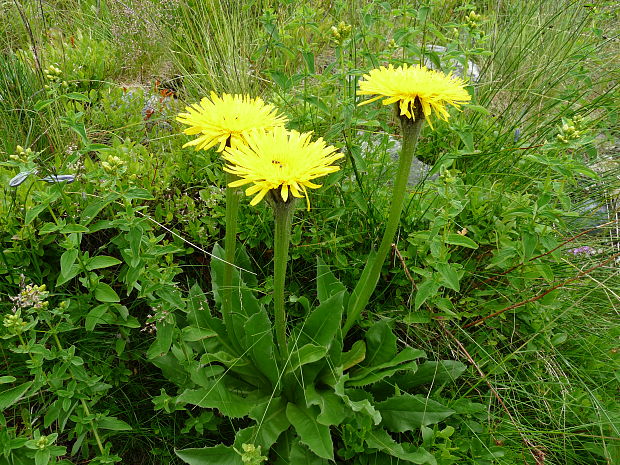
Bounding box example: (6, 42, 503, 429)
(358, 64, 471, 128)
(176, 92, 288, 152)
(223, 127, 343, 210)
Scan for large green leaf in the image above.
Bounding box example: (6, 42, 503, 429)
(316, 257, 346, 304)
(235, 245, 258, 289)
(444, 233, 478, 249)
(305, 385, 346, 426)
(0, 382, 32, 410)
(342, 340, 366, 370)
(80, 192, 120, 225)
(199, 351, 262, 383)
(85, 304, 111, 331)
(364, 320, 397, 367)
(210, 244, 261, 351)
(435, 263, 460, 292)
(151, 353, 191, 386)
(176, 445, 242, 465)
(86, 256, 122, 271)
(244, 309, 279, 386)
(298, 291, 346, 385)
(348, 250, 377, 319)
(348, 347, 425, 387)
(210, 244, 259, 317)
(396, 361, 467, 390)
(414, 278, 440, 310)
(297, 290, 345, 349)
(94, 283, 120, 303)
(186, 284, 236, 352)
(181, 326, 217, 342)
(365, 429, 436, 464)
(98, 417, 132, 431)
(177, 384, 256, 418)
(286, 403, 334, 460)
(334, 375, 382, 425)
(60, 249, 78, 278)
(147, 322, 175, 359)
(377, 394, 455, 432)
(190, 364, 226, 387)
(234, 397, 290, 450)
(187, 284, 211, 327)
(25, 203, 49, 225)
(287, 344, 328, 374)
(289, 440, 329, 465)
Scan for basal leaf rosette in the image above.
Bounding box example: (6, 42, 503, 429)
(222, 127, 343, 210)
(358, 64, 471, 128)
(176, 92, 288, 152)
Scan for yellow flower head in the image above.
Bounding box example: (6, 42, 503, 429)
(176, 92, 288, 152)
(223, 127, 343, 210)
(358, 64, 471, 128)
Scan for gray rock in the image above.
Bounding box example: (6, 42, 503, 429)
(359, 132, 437, 187)
(423, 45, 480, 82)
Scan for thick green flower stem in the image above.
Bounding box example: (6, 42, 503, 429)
(273, 196, 295, 360)
(343, 108, 425, 336)
(223, 171, 242, 353)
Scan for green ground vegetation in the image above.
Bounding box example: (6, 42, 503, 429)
(0, 0, 618, 464)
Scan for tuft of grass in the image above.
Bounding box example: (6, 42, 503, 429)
(169, 1, 269, 97)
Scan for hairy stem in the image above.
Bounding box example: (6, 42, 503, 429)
(344, 106, 424, 336)
(223, 171, 242, 353)
(273, 196, 295, 360)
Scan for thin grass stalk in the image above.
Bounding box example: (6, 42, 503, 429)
(171, 0, 259, 96)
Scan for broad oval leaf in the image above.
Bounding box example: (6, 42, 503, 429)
(377, 394, 455, 432)
(65, 92, 90, 102)
(85, 304, 110, 331)
(436, 263, 460, 292)
(60, 224, 89, 234)
(444, 233, 478, 249)
(60, 249, 79, 278)
(86, 256, 122, 271)
(94, 283, 120, 303)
